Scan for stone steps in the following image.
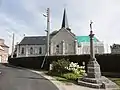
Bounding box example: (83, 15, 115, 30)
(78, 80, 102, 89)
(81, 77, 102, 84)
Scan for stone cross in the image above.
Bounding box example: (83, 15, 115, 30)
(89, 20, 95, 60)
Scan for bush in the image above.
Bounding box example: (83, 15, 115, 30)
(68, 62, 85, 75)
(62, 72, 80, 81)
(49, 59, 85, 81)
(51, 58, 70, 74)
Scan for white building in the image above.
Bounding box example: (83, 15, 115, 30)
(0, 39, 9, 63)
(16, 9, 104, 57)
(76, 36, 104, 54)
(110, 44, 120, 54)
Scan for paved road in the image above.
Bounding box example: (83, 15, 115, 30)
(0, 64, 59, 90)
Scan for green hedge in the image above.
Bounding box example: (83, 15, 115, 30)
(8, 54, 120, 73)
(8, 56, 49, 70)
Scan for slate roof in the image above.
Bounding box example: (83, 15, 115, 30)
(19, 36, 47, 45)
(19, 35, 100, 45)
(0, 46, 4, 50)
(0, 44, 9, 48)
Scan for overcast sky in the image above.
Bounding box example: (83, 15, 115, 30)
(0, 0, 120, 53)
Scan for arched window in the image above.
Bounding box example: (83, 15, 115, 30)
(21, 47, 24, 54)
(39, 47, 42, 54)
(30, 47, 33, 54)
(56, 45, 59, 54)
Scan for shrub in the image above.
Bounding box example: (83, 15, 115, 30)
(62, 72, 80, 81)
(51, 58, 70, 74)
(68, 62, 85, 75)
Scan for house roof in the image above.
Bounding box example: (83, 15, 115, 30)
(75, 36, 99, 44)
(0, 46, 4, 50)
(0, 44, 9, 48)
(19, 36, 47, 45)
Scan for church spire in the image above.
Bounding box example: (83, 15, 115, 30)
(61, 9, 69, 29)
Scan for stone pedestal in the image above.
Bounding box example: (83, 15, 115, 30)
(87, 59, 101, 79)
(78, 59, 119, 89)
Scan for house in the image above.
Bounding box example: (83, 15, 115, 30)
(110, 44, 120, 54)
(16, 9, 104, 57)
(0, 39, 9, 63)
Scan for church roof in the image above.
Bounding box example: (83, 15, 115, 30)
(19, 36, 47, 45)
(61, 9, 69, 29)
(19, 35, 100, 45)
(0, 46, 4, 50)
(75, 36, 99, 44)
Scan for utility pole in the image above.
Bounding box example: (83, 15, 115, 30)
(46, 8, 50, 56)
(41, 8, 50, 68)
(11, 33, 14, 58)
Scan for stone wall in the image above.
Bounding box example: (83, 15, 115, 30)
(51, 28, 76, 55)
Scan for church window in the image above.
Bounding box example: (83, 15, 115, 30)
(21, 47, 24, 54)
(39, 47, 42, 54)
(30, 47, 33, 54)
(19, 45, 20, 53)
(56, 45, 59, 54)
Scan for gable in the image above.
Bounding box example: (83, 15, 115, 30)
(51, 28, 76, 42)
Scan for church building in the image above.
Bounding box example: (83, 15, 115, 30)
(16, 9, 104, 57)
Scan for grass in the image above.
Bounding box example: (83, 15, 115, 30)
(46, 71, 82, 84)
(109, 78, 120, 87)
(53, 75, 79, 85)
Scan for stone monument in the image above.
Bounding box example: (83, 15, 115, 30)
(78, 21, 119, 89)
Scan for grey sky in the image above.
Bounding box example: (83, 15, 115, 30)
(0, 0, 120, 53)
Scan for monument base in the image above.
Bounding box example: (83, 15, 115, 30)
(78, 60, 119, 89)
(78, 76, 119, 89)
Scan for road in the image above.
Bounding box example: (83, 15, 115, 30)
(0, 64, 59, 90)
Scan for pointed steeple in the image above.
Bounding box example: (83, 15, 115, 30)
(61, 9, 69, 29)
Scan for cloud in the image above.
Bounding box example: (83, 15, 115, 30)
(0, 0, 120, 53)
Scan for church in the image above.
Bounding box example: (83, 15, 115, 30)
(16, 9, 104, 57)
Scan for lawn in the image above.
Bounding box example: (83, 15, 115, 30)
(109, 78, 120, 87)
(46, 71, 82, 84)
